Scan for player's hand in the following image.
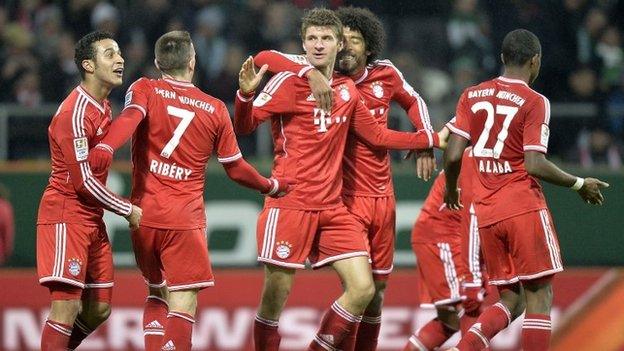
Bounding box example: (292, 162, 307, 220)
(88, 143, 114, 173)
(306, 69, 333, 113)
(444, 187, 463, 210)
(578, 177, 609, 205)
(416, 149, 436, 181)
(125, 204, 142, 230)
(461, 283, 486, 313)
(437, 129, 449, 150)
(262, 177, 295, 198)
(239, 56, 268, 95)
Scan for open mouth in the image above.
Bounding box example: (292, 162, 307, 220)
(113, 67, 124, 77)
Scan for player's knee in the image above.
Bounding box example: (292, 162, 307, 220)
(90, 302, 112, 324)
(367, 281, 387, 310)
(346, 278, 375, 305)
(524, 283, 553, 314)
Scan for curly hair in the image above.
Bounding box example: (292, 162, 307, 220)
(336, 6, 385, 64)
(300, 8, 343, 41)
(74, 31, 115, 79)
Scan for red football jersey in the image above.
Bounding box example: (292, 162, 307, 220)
(254, 51, 435, 196)
(412, 148, 475, 244)
(449, 76, 550, 227)
(37, 86, 132, 225)
(234, 72, 434, 210)
(124, 77, 242, 230)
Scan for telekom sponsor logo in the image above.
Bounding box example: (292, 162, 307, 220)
(1, 307, 560, 350)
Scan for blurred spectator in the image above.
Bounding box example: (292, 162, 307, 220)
(577, 7, 608, 65)
(0, 183, 14, 266)
(39, 31, 79, 102)
(90, 2, 121, 38)
(13, 69, 42, 107)
(1, 23, 38, 102)
(577, 129, 622, 169)
(595, 26, 623, 91)
(193, 5, 227, 82)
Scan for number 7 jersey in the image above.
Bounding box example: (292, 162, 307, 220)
(449, 76, 550, 227)
(124, 77, 242, 230)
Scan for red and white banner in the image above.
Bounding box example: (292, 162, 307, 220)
(0, 268, 612, 350)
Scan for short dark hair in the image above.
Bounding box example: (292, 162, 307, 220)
(501, 29, 541, 66)
(74, 31, 115, 79)
(155, 31, 193, 76)
(336, 6, 385, 64)
(300, 8, 343, 41)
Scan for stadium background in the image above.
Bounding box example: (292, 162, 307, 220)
(0, 0, 623, 350)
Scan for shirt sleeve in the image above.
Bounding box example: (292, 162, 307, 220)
(215, 103, 243, 164)
(350, 92, 438, 150)
(523, 94, 551, 154)
(234, 72, 296, 135)
(254, 50, 315, 77)
(387, 62, 434, 133)
(122, 77, 150, 118)
(53, 110, 132, 216)
(448, 91, 471, 140)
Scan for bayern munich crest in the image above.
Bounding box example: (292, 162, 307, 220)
(338, 85, 350, 101)
(275, 241, 292, 259)
(371, 81, 384, 98)
(67, 258, 83, 276)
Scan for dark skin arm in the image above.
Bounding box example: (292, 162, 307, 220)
(524, 151, 609, 205)
(443, 134, 469, 210)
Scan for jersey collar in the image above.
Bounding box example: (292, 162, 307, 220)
(76, 85, 106, 113)
(353, 67, 369, 85)
(163, 77, 195, 88)
(496, 76, 529, 87)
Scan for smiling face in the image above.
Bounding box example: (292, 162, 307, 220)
(89, 38, 124, 87)
(302, 25, 343, 72)
(337, 27, 368, 76)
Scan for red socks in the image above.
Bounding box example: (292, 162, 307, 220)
(405, 318, 458, 350)
(253, 315, 281, 351)
(143, 295, 168, 351)
(161, 312, 194, 351)
(308, 301, 362, 351)
(41, 320, 72, 351)
(521, 314, 551, 351)
(456, 302, 511, 350)
(353, 315, 381, 351)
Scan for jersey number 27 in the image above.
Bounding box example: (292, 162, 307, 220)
(471, 101, 518, 159)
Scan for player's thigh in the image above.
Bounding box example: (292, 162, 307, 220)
(479, 221, 516, 285)
(256, 207, 318, 269)
(160, 227, 214, 291)
(412, 241, 462, 306)
(131, 226, 165, 287)
(507, 209, 563, 278)
(37, 223, 96, 289)
(368, 196, 396, 278)
(310, 205, 369, 269)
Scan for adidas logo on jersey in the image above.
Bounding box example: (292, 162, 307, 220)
(144, 320, 164, 329)
(96, 127, 104, 136)
(162, 340, 176, 350)
(306, 93, 316, 101)
(319, 334, 335, 345)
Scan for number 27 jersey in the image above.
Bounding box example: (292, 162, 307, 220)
(449, 76, 550, 227)
(124, 77, 242, 230)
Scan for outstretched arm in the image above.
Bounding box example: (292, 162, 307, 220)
(222, 158, 293, 197)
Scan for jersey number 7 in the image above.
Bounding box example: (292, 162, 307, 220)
(161, 105, 195, 158)
(471, 101, 518, 159)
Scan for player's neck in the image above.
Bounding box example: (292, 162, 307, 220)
(501, 68, 531, 85)
(162, 72, 192, 83)
(80, 79, 111, 103)
(348, 66, 366, 80)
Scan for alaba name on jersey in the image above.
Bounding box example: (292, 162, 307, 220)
(124, 77, 242, 230)
(448, 76, 550, 227)
(412, 148, 475, 244)
(38, 86, 132, 225)
(253, 51, 434, 197)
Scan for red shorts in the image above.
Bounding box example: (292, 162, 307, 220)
(480, 209, 563, 285)
(412, 240, 463, 307)
(131, 226, 214, 291)
(461, 205, 486, 285)
(37, 223, 113, 289)
(256, 205, 369, 269)
(343, 195, 395, 280)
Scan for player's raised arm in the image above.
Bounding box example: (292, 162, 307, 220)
(255, 50, 333, 113)
(53, 111, 142, 227)
(350, 97, 439, 150)
(234, 61, 296, 135)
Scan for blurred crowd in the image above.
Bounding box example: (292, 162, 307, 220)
(1, 0, 623, 168)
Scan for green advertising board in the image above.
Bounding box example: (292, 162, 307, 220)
(1, 165, 622, 267)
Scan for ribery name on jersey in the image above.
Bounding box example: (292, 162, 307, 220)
(150, 159, 192, 180)
(154, 88, 216, 113)
(478, 159, 512, 174)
